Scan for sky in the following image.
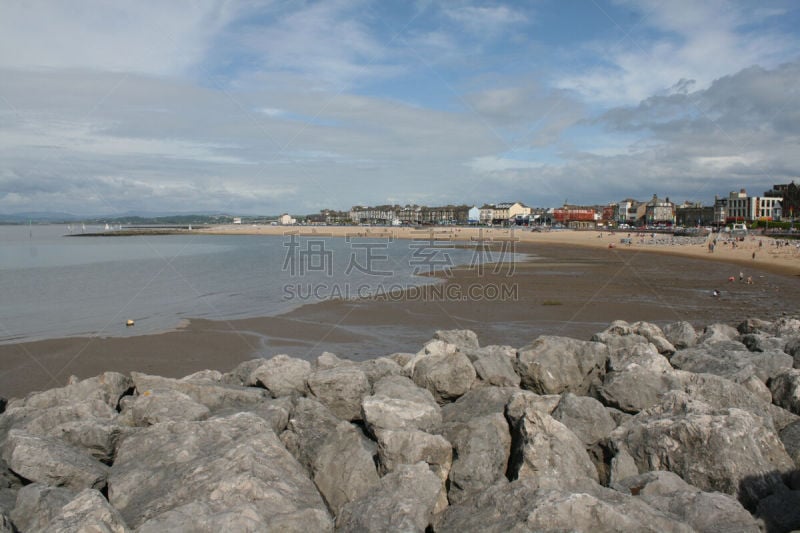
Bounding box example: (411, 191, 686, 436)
(1, 0, 799, 216)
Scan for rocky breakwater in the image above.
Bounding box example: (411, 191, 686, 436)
(2, 318, 800, 531)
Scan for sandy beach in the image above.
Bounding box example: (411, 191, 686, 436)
(196, 224, 800, 277)
(2, 227, 798, 399)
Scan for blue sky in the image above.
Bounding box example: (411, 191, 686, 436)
(1, 0, 799, 215)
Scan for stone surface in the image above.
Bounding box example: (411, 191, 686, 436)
(248, 354, 311, 397)
(358, 357, 402, 386)
(551, 392, 617, 447)
(599, 366, 682, 413)
(697, 323, 740, 344)
(374, 428, 451, 513)
(663, 321, 698, 350)
(410, 351, 476, 403)
(311, 421, 380, 516)
(515, 335, 607, 395)
(306, 366, 370, 421)
(39, 488, 130, 533)
(442, 413, 511, 505)
(472, 352, 520, 387)
(280, 397, 341, 474)
(780, 419, 800, 467)
(335, 462, 441, 533)
(610, 391, 793, 508)
(614, 471, 761, 533)
(361, 376, 441, 434)
(108, 412, 332, 530)
(508, 408, 598, 484)
(11, 483, 75, 532)
(3, 431, 108, 491)
(7, 372, 131, 412)
(770, 368, 800, 414)
(130, 372, 266, 412)
(127, 389, 210, 426)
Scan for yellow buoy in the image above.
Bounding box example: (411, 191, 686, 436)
(126, 319, 135, 327)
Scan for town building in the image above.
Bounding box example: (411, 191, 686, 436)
(279, 213, 296, 225)
(675, 201, 714, 226)
(552, 205, 596, 229)
(467, 206, 481, 224)
(725, 189, 781, 223)
(479, 202, 531, 225)
(642, 194, 675, 226)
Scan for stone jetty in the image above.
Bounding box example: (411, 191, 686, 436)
(2, 317, 800, 532)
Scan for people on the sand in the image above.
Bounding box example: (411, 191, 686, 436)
(712, 289, 720, 297)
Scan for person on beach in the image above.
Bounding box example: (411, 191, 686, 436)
(739, 271, 744, 282)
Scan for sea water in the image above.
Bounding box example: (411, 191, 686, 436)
(0, 225, 507, 343)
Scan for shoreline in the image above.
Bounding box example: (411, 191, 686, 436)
(3, 239, 799, 399)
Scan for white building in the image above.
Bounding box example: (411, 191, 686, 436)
(726, 189, 782, 222)
(279, 213, 296, 225)
(233, 217, 242, 224)
(468, 206, 481, 224)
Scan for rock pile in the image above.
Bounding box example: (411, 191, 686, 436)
(2, 317, 800, 531)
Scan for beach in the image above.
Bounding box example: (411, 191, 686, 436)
(2, 227, 798, 399)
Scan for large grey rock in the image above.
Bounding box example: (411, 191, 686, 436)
(698, 323, 740, 344)
(603, 341, 673, 374)
(280, 397, 341, 473)
(515, 336, 608, 395)
(358, 357, 402, 386)
(610, 391, 793, 508)
(770, 368, 800, 414)
(614, 471, 760, 533)
(410, 351, 476, 403)
(773, 317, 800, 337)
(248, 354, 311, 397)
(741, 333, 786, 352)
(11, 483, 75, 532)
(552, 392, 617, 447)
(312, 422, 380, 516)
(631, 321, 676, 355)
(38, 488, 130, 533)
(108, 412, 331, 530)
(335, 462, 441, 533)
(374, 428, 451, 513)
(670, 343, 792, 383)
(508, 408, 598, 484)
(361, 376, 441, 434)
(780, 419, 800, 467)
(213, 396, 292, 435)
(433, 329, 480, 351)
(443, 413, 511, 505)
(126, 389, 210, 426)
(472, 352, 520, 387)
(434, 476, 693, 533)
(504, 391, 561, 426)
(130, 372, 266, 412)
(221, 358, 263, 386)
(786, 336, 800, 367)
(306, 366, 370, 421)
(440, 386, 522, 425)
(737, 317, 775, 335)
(314, 351, 354, 370)
(599, 366, 683, 413)
(2, 431, 108, 490)
(6, 372, 132, 411)
(663, 321, 698, 350)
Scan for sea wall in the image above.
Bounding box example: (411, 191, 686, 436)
(2, 317, 800, 532)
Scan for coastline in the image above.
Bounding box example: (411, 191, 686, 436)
(3, 238, 799, 399)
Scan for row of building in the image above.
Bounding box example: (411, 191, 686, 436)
(296, 182, 799, 228)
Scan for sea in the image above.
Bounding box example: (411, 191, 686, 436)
(0, 225, 504, 344)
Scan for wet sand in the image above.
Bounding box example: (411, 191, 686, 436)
(2, 240, 798, 400)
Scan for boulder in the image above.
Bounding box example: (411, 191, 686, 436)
(599, 366, 683, 413)
(39, 488, 130, 533)
(670, 343, 792, 383)
(697, 323, 740, 344)
(361, 376, 441, 434)
(280, 397, 341, 473)
(374, 428, 451, 513)
(770, 368, 800, 414)
(740, 333, 786, 352)
(507, 408, 598, 484)
(440, 386, 522, 425)
(130, 372, 266, 412)
(108, 412, 331, 530)
(410, 351, 476, 404)
(314, 352, 353, 370)
(515, 336, 607, 395)
(434, 476, 693, 533)
(614, 471, 760, 533)
(737, 317, 775, 335)
(442, 413, 511, 505)
(312, 422, 379, 516)
(126, 389, 210, 426)
(433, 329, 480, 351)
(220, 358, 263, 386)
(631, 321, 676, 355)
(785, 336, 800, 367)
(472, 352, 520, 387)
(248, 354, 311, 397)
(780, 419, 800, 467)
(213, 396, 292, 435)
(605, 342, 674, 374)
(306, 366, 370, 421)
(335, 462, 441, 533)
(6, 372, 131, 412)
(552, 392, 617, 447)
(773, 317, 800, 337)
(504, 390, 560, 424)
(358, 357, 402, 386)
(2, 431, 108, 491)
(11, 483, 75, 532)
(663, 321, 698, 350)
(610, 391, 793, 508)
